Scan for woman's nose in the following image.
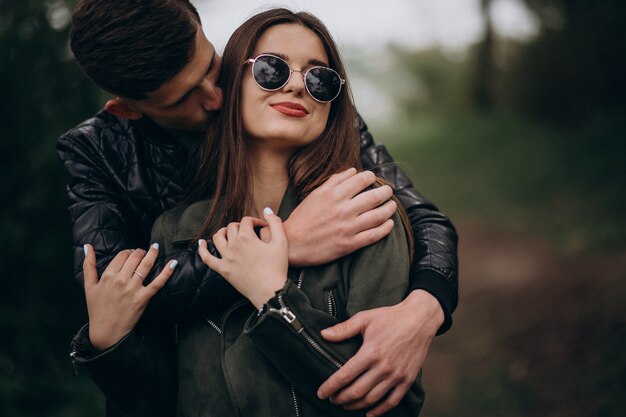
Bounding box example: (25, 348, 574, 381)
(282, 69, 306, 96)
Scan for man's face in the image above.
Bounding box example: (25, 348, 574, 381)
(129, 27, 223, 132)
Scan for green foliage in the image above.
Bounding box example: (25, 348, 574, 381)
(391, 47, 474, 115)
(509, 0, 626, 124)
(0, 0, 104, 415)
(380, 111, 625, 250)
(376, 0, 625, 250)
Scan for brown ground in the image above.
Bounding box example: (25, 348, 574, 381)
(420, 222, 626, 417)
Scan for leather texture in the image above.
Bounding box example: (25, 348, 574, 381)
(57, 110, 458, 331)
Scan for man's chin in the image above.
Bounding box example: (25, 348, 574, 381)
(164, 120, 205, 133)
(177, 113, 218, 132)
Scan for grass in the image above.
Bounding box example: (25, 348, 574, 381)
(375, 111, 625, 252)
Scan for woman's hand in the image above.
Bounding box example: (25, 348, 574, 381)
(198, 208, 288, 309)
(83, 244, 177, 351)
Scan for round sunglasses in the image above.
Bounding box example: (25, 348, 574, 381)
(246, 54, 345, 103)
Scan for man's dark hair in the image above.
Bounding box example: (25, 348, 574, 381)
(71, 0, 202, 99)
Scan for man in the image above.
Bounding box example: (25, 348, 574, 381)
(60, 1, 458, 416)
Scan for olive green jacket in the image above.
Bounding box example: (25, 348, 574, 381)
(149, 185, 424, 417)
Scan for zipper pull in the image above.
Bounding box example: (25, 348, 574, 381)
(69, 349, 79, 375)
(274, 307, 304, 333)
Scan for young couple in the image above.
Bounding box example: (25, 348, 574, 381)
(59, 1, 459, 416)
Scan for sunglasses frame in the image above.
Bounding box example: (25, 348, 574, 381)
(245, 54, 346, 103)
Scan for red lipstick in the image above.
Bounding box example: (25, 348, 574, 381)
(271, 102, 309, 117)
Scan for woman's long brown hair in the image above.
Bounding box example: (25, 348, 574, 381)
(188, 8, 413, 259)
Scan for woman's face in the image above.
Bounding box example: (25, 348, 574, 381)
(242, 23, 331, 151)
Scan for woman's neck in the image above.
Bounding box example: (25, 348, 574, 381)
(249, 144, 291, 218)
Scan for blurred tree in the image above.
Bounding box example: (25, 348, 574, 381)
(471, 0, 495, 110)
(511, 0, 626, 124)
(0, 0, 104, 415)
(390, 47, 473, 116)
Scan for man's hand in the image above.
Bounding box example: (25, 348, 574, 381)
(284, 168, 396, 267)
(83, 244, 177, 351)
(317, 290, 445, 417)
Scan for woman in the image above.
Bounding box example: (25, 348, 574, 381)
(151, 8, 424, 417)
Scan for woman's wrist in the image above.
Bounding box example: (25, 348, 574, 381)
(89, 324, 130, 352)
(248, 276, 288, 309)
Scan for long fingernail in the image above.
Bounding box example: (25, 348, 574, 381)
(83, 244, 89, 256)
(151, 242, 159, 250)
(170, 260, 178, 270)
(263, 207, 274, 215)
(198, 239, 206, 247)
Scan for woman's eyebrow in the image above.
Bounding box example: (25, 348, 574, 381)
(308, 58, 328, 67)
(264, 51, 287, 60)
(263, 52, 329, 67)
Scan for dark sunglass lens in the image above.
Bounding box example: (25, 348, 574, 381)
(253, 56, 290, 90)
(306, 67, 341, 102)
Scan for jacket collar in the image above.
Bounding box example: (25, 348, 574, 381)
(134, 116, 180, 147)
(171, 184, 299, 245)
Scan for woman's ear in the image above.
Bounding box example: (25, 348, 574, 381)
(104, 97, 143, 120)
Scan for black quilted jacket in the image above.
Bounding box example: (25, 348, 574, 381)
(57, 110, 458, 332)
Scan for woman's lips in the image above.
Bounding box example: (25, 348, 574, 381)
(271, 102, 309, 117)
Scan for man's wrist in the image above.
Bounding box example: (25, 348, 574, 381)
(283, 218, 305, 267)
(403, 289, 445, 336)
(407, 269, 455, 334)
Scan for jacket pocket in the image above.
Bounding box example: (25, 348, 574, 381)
(272, 291, 345, 370)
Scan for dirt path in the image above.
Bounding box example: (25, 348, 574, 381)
(420, 222, 626, 417)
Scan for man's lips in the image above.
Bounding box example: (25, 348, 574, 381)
(270, 102, 309, 117)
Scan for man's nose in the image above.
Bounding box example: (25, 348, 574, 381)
(199, 80, 223, 112)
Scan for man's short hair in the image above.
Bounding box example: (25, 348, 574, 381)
(71, 0, 202, 99)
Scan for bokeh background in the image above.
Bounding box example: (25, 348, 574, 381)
(1, 0, 624, 416)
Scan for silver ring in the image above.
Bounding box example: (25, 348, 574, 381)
(132, 270, 145, 281)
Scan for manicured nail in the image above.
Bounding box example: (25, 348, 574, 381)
(151, 242, 159, 250)
(83, 244, 89, 256)
(170, 260, 178, 270)
(263, 207, 274, 215)
(198, 238, 206, 247)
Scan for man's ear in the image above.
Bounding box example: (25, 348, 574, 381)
(104, 97, 143, 120)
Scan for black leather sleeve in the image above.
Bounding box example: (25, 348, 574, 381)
(57, 127, 238, 329)
(70, 324, 177, 417)
(357, 115, 459, 334)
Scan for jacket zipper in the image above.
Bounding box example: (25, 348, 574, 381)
(69, 350, 79, 375)
(296, 270, 304, 289)
(205, 298, 250, 334)
(327, 289, 337, 318)
(204, 317, 222, 334)
(271, 292, 344, 370)
(290, 385, 301, 417)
